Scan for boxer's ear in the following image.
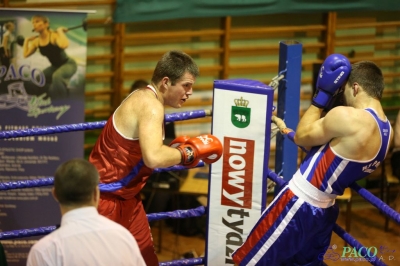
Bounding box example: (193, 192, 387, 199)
(352, 82, 359, 96)
(162, 77, 170, 89)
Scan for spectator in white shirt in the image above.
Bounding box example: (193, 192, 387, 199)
(27, 158, 146, 266)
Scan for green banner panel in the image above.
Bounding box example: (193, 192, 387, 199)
(114, 0, 400, 23)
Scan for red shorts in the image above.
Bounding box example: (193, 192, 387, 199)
(98, 193, 158, 266)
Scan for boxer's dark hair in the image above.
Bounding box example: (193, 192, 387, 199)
(347, 61, 384, 100)
(151, 50, 199, 85)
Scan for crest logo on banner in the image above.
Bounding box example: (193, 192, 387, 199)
(231, 97, 251, 128)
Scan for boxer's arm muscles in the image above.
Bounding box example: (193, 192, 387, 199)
(295, 106, 351, 147)
(138, 99, 181, 168)
(294, 104, 328, 150)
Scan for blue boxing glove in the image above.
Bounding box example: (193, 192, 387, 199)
(312, 54, 351, 108)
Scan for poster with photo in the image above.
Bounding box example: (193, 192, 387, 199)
(0, 8, 90, 265)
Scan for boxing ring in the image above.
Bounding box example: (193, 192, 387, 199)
(1, 41, 400, 266)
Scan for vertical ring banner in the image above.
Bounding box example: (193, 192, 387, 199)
(207, 79, 274, 265)
(0, 8, 93, 266)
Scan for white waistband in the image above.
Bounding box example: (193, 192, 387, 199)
(289, 172, 336, 208)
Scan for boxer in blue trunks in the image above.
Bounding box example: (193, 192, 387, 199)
(233, 55, 393, 265)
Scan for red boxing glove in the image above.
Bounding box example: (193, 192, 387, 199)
(169, 136, 191, 148)
(176, 134, 223, 167)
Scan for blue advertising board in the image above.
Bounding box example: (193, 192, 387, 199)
(0, 8, 89, 265)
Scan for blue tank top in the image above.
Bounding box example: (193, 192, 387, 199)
(296, 108, 391, 195)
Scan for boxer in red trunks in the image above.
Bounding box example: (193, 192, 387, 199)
(89, 50, 223, 265)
